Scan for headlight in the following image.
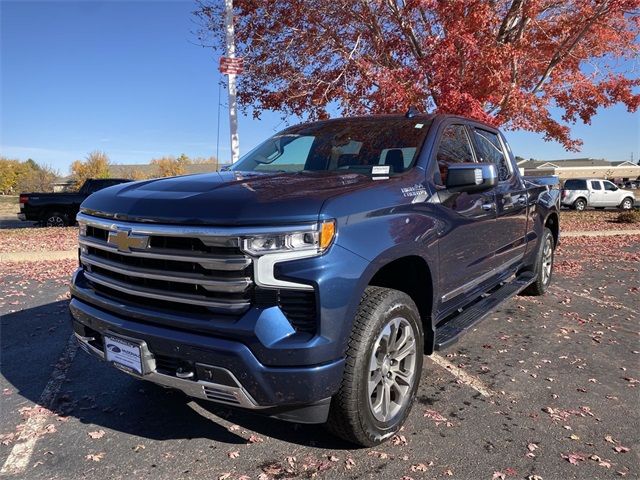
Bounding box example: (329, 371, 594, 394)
(241, 220, 336, 256)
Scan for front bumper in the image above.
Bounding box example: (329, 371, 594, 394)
(69, 296, 344, 422)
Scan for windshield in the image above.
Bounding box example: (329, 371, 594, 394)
(231, 117, 432, 175)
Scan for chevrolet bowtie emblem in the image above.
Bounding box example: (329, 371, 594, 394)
(107, 229, 149, 252)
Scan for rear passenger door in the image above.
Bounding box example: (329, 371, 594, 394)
(589, 180, 605, 206)
(470, 127, 528, 268)
(433, 123, 497, 307)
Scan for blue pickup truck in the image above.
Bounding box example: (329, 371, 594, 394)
(69, 112, 559, 446)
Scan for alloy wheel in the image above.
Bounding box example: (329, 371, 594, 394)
(46, 216, 65, 227)
(541, 236, 553, 286)
(367, 317, 417, 423)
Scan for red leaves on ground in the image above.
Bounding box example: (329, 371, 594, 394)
(560, 211, 640, 232)
(0, 227, 78, 253)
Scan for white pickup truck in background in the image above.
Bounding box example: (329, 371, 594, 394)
(561, 178, 636, 211)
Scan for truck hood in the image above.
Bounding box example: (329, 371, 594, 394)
(80, 171, 376, 225)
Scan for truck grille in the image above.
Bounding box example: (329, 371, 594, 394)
(78, 215, 254, 317)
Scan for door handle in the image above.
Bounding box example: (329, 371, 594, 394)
(481, 203, 494, 211)
(518, 196, 527, 205)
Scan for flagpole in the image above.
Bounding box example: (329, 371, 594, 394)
(223, 0, 240, 163)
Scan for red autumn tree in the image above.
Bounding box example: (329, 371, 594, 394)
(195, 0, 639, 150)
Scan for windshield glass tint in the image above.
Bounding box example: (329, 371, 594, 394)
(232, 117, 432, 175)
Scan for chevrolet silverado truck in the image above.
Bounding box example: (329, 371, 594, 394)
(19, 178, 131, 226)
(69, 113, 559, 446)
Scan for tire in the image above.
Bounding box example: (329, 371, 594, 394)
(326, 286, 423, 446)
(573, 198, 587, 211)
(522, 227, 555, 296)
(620, 197, 634, 210)
(44, 212, 67, 227)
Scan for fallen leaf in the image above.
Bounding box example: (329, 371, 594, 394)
(88, 429, 106, 439)
(86, 452, 105, 462)
(562, 453, 585, 465)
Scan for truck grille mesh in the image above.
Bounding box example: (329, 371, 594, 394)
(78, 214, 317, 333)
(80, 219, 253, 316)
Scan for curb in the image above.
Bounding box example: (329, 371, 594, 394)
(0, 250, 77, 263)
(562, 229, 640, 237)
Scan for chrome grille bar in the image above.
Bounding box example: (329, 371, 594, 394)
(84, 270, 250, 313)
(78, 237, 251, 271)
(80, 253, 251, 293)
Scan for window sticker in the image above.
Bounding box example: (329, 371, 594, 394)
(372, 165, 390, 175)
(415, 123, 424, 129)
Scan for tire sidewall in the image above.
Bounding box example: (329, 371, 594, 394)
(537, 229, 554, 291)
(574, 199, 586, 211)
(356, 296, 423, 443)
(621, 198, 633, 210)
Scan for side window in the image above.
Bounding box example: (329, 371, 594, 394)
(591, 181, 602, 190)
(435, 125, 474, 185)
(472, 129, 511, 181)
(603, 181, 617, 191)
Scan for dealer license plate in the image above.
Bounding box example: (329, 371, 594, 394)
(104, 335, 143, 375)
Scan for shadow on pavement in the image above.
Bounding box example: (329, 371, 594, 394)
(1, 301, 351, 449)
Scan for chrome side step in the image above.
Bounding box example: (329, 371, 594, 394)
(434, 272, 535, 350)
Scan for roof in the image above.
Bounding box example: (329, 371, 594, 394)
(518, 158, 617, 169)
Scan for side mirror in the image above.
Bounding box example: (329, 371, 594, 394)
(446, 163, 497, 193)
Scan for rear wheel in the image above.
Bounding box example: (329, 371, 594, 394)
(573, 198, 587, 211)
(44, 212, 67, 227)
(522, 227, 555, 296)
(326, 286, 423, 446)
(620, 197, 634, 210)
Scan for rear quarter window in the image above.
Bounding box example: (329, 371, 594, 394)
(564, 180, 587, 190)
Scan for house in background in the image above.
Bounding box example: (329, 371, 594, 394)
(518, 158, 640, 182)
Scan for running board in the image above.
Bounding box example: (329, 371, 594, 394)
(434, 272, 535, 351)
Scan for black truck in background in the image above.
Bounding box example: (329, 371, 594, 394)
(18, 178, 131, 227)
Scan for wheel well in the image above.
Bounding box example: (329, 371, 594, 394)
(574, 197, 587, 204)
(369, 256, 433, 352)
(544, 213, 559, 247)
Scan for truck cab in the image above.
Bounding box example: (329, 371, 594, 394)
(69, 113, 559, 445)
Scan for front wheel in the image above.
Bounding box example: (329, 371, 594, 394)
(326, 287, 423, 446)
(620, 198, 634, 210)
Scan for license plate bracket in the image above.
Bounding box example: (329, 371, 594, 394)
(103, 335, 145, 375)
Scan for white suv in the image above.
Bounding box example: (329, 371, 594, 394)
(561, 179, 635, 211)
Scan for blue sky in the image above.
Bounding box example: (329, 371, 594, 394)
(1, 0, 638, 175)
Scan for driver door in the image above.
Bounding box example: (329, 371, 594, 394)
(434, 123, 497, 310)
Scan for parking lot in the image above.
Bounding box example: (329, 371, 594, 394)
(0, 212, 638, 480)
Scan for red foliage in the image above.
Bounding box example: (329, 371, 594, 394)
(195, 0, 639, 149)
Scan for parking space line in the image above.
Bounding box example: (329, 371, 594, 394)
(428, 353, 497, 398)
(550, 286, 638, 315)
(1, 335, 78, 476)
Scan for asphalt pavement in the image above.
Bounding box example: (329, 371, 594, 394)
(0, 238, 638, 480)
